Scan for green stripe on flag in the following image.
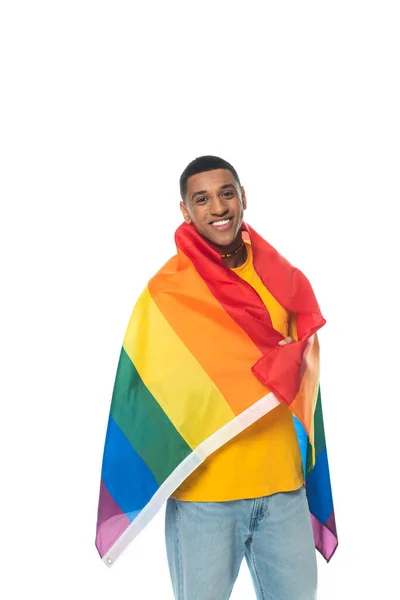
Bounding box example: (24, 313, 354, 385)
(110, 347, 192, 485)
(314, 386, 326, 458)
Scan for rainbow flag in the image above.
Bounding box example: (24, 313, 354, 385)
(96, 222, 337, 566)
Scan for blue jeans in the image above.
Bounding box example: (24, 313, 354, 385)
(165, 486, 317, 600)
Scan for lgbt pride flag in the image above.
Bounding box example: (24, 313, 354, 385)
(95, 222, 337, 566)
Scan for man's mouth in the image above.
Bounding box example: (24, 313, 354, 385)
(210, 217, 234, 230)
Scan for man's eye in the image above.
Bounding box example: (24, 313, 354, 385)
(222, 191, 233, 197)
(197, 197, 207, 203)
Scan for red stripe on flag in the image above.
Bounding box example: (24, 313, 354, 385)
(175, 222, 326, 405)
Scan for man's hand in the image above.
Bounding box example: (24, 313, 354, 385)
(278, 336, 295, 346)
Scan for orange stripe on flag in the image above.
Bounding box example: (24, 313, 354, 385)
(149, 250, 271, 414)
(290, 334, 320, 437)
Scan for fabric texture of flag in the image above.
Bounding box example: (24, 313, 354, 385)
(95, 221, 338, 567)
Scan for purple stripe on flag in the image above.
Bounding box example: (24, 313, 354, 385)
(311, 513, 338, 561)
(96, 479, 130, 558)
(326, 510, 337, 537)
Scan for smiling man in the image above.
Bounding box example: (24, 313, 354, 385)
(179, 166, 248, 268)
(164, 156, 316, 599)
(96, 154, 337, 599)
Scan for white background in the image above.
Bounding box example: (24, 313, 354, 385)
(1, 1, 399, 598)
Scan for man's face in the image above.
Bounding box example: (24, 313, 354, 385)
(180, 168, 247, 249)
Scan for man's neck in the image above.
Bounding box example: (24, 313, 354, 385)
(222, 244, 248, 269)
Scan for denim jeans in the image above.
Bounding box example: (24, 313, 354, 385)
(165, 486, 317, 600)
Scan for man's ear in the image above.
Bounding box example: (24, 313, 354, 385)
(241, 187, 247, 210)
(180, 201, 192, 223)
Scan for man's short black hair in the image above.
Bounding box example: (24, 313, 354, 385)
(179, 155, 241, 203)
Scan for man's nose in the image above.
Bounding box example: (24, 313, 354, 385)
(209, 195, 228, 216)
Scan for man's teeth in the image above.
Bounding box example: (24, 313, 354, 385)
(212, 219, 230, 226)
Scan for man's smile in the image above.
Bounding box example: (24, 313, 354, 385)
(209, 216, 234, 231)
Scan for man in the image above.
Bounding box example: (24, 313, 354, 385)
(95, 155, 337, 599)
(165, 156, 317, 599)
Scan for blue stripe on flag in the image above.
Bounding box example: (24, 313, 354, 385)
(293, 415, 308, 477)
(101, 414, 158, 521)
(305, 446, 333, 524)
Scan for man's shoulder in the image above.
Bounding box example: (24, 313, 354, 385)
(151, 252, 180, 280)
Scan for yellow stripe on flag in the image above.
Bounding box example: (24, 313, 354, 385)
(123, 286, 235, 449)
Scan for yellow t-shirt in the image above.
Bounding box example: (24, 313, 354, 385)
(170, 242, 304, 501)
